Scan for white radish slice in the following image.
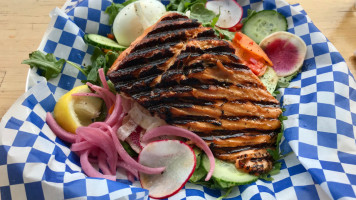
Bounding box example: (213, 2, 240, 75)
(139, 140, 196, 199)
(259, 31, 307, 77)
(117, 116, 138, 141)
(205, 0, 243, 29)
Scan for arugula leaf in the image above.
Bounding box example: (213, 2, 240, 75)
(213, 28, 236, 41)
(177, 1, 185, 12)
(189, 166, 207, 182)
(166, 0, 207, 12)
(216, 187, 233, 200)
(190, 3, 217, 24)
(105, 51, 119, 71)
(121, 141, 138, 157)
(277, 70, 300, 88)
(22, 51, 65, 80)
(167, 0, 237, 41)
(105, 0, 137, 25)
(241, 9, 257, 24)
(189, 148, 206, 182)
(66, 60, 88, 76)
(81, 47, 119, 86)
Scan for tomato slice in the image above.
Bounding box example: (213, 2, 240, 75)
(228, 23, 243, 32)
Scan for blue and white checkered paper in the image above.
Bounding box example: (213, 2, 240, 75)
(1, 0, 356, 199)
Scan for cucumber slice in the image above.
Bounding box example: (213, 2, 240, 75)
(201, 154, 258, 186)
(193, 147, 203, 170)
(189, 166, 207, 182)
(242, 10, 287, 44)
(260, 66, 279, 94)
(84, 34, 127, 51)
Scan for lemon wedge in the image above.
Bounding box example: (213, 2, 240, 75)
(53, 85, 103, 134)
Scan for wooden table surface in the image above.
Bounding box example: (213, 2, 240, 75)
(0, 0, 355, 120)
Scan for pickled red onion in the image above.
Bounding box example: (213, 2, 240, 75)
(46, 112, 77, 143)
(76, 126, 118, 174)
(71, 141, 93, 152)
(80, 149, 116, 181)
(106, 94, 123, 126)
(98, 68, 109, 90)
(98, 151, 113, 175)
(107, 124, 165, 174)
(117, 161, 139, 179)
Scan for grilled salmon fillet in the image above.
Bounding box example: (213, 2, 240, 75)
(108, 13, 282, 176)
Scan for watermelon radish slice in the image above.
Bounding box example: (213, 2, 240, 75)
(259, 31, 307, 77)
(205, 0, 243, 29)
(139, 140, 196, 199)
(125, 126, 143, 153)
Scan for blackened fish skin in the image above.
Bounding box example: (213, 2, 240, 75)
(108, 13, 282, 176)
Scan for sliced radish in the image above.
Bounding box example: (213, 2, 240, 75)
(117, 115, 138, 141)
(125, 127, 144, 153)
(259, 31, 307, 77)
(139, 140, 196, 199)
(142, 125, 215, 181)
(205, 0, 243, 29)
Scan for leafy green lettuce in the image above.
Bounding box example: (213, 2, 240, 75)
(22, 51, 66, 80)
(277, 70, 300, 88)
(81, 47, 119, 85)
(105, 0, 138, 25)
(184, 3, 236, 41)
(166, 0, 207, 13)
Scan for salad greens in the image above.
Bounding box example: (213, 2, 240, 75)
(166, 0, 207, 13)
(22, 51, 66, 80)
(189, 3, 218, 25)
(277, 70, 300, 88)
(22, 48, 118, 87)
(81, 47, 119, 85)
(167, 1, 236, 41)
(105, 0, 138, 25)
(121, 141, 138, 157)
(241, 9, 257, 24)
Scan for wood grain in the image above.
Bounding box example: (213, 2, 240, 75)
(0, 0, 355, 120)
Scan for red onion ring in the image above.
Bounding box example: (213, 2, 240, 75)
(80, 149, 116, 181)
(107, 124, 165, 174)
(46, 112, 77, 143)
(98, 68, 109, 90)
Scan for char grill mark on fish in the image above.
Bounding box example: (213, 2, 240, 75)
(107, 13, 282, 176)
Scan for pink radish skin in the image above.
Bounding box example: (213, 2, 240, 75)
(125, 127, 144, 153)
(139, 140, 196, 199)
(205, 0, 243, 29)
(259, 31, 307, 77)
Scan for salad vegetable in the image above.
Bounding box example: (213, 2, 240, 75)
(22, 50, 65, 80)
(205, 0, 243, 29)
(112, 0, 166, 46)
(105, 0, 138, 25)
(81, 47, 119, 86)
(84, 34, 127, 51)
(259, 31, 307, 77)
(232, 32, 273, 76)
(53, 85, 103, 134)
(242, 10, 288, 44)
(139, 140, 196, 199)
(166, 0, 207, 12)
(260, 66, 279, 94)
